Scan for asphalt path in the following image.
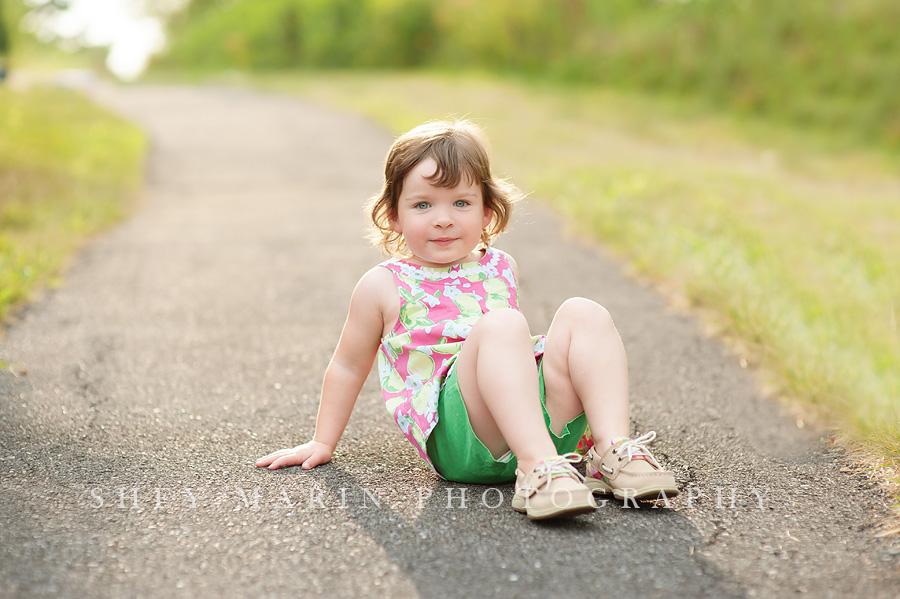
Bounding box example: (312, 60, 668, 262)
(1, 83, 898, 598)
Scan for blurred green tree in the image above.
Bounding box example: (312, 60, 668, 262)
(1, 0, 10, 56)
(156, 0, 900, 150)
(0, 0, 10, 82)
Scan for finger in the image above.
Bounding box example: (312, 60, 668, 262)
(255, 450, 287, 467)
(269, 453, 307, 470)
(257, 446, 300, 465)
(268, 456, 289, 470)
(301, 452, 329, 470)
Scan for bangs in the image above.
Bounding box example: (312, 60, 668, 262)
(423, 135, 484, 189)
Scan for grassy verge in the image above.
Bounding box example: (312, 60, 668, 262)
(239, 71, 900, 468)
(0, 85, 146, 327)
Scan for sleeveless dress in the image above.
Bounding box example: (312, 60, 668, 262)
(376, 247, 545, 471)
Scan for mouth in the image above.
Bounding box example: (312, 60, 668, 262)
(430, 238, 457, 246)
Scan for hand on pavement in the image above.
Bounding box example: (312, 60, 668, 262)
(255, 441, 333, 470)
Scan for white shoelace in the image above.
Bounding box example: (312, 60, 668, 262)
(613, 431, 663, 469)
(533, 452, 585, 489)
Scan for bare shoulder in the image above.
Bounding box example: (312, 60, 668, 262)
(354, 265, 397, 299)
(351, 265, 399, 336)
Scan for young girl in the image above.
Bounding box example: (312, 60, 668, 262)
(256, 120, 678, 520)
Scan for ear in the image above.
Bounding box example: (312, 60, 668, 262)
(389, 213, 402, 234)
(482, 204, 494, 229)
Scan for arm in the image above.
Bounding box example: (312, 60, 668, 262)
(256, 267, 395, 470)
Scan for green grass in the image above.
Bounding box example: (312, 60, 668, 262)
(0, 86, 146, 324)
(241, 70, 900, 462)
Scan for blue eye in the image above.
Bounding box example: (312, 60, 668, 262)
(454, 200, 470, 208)
(415, 202, 430, 210)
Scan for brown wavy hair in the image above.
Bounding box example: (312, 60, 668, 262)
(368, 120, 521, 256)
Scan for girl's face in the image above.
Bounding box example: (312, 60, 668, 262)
(391, 157, 492, 268)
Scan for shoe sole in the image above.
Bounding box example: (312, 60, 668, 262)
(511, 496, 597, 520)
(585, 478, 680, 501)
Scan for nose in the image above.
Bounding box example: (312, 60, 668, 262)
(433, 207, 453, 228)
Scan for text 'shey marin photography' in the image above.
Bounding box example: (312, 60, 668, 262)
(82, 485, 771, 512)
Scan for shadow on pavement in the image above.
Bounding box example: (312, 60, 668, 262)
(321, 464, 747, 598)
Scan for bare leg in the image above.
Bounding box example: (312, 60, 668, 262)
(454, 308, 560, 474)
(541, 298, 632, 449)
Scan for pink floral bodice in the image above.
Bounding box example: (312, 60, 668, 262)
(376, 247, 545, 471)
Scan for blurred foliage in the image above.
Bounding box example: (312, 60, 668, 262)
(0, 0, 11, 56)
(0, 0, 93, 70)
(158, 0, 900, 152)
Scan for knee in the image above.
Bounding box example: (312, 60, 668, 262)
(473, 308, 531, 338)
(558, 297, 615, 329)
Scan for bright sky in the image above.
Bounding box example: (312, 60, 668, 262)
(26, 0, 180, 80)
